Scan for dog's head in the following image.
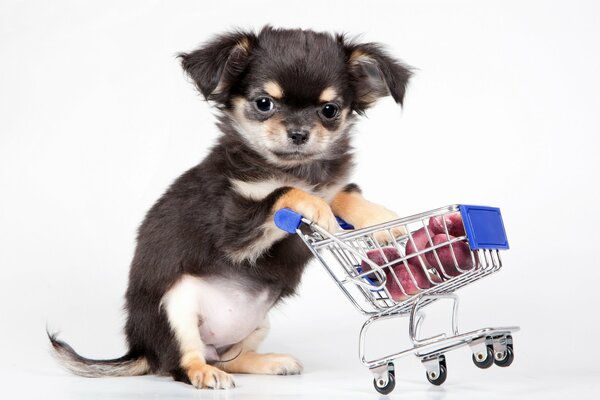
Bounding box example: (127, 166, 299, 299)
(179, 26, 412, 166)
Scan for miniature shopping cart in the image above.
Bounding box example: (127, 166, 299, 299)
(275, 204, 519, 394)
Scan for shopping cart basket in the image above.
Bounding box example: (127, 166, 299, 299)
(275, 204, 519, 394)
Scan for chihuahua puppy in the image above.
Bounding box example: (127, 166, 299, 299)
(49, 26, 411, 389)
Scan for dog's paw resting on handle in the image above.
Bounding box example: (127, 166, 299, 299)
(331, 184, 405, 243)
(274, 187, 338, 234)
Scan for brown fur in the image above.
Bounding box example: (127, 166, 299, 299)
(319, 87, 338, 103)
(264, 80, 284, 99)
(264, 114, 285, 136)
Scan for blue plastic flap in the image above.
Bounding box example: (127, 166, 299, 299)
(274, 208, 303, 234)
(355, 266, 383, 291)
(459, 205, 509, 250)
(336, 217, 354, 230)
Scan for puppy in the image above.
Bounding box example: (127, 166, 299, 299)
(49, 26, 412, 389)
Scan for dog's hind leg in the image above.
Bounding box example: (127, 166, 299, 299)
(215, 318, 303, 375)
(162, 277, 235, 389)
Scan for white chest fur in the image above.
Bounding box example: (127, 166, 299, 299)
(229, 176, 345, 203)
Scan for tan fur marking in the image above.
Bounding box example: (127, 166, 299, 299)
(319, 86, 338, 103)
(213, 42, 251, 95)
(313, 108, 348, 138)
(349, 49, 372, 64)
(331, 191, 405, 243)
(237, 37, 251, 52)
(313, 122, 327, 139)
(232, 96, 245, 110)
(264, 81, 283, 99)
(182, 351, 206, 368)
(274, 188, 338, 233)
(264, 115, 285, 136)
(361, 92, 380, 107)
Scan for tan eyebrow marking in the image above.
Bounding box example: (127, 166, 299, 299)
(349, 49, 377, 65)
(263, 81, 284, 99)
(237, 37, 251, 53)
(319, 87, 338, 103)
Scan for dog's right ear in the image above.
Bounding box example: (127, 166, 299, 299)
(178, 31, 256, 103)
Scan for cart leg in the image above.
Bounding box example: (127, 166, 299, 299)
(410, 293, 460, 346)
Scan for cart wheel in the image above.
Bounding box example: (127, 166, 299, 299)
(426, 362, 447, 386)
(472, 345, 494, 369)
(373, 363, 395, 395)
(494, 344, 514, 367)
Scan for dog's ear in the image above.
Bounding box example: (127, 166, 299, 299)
(178, 30, 256, 103)
(340, 37, 413, 113)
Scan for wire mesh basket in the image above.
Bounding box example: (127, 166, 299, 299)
(275, 204, 518, 394)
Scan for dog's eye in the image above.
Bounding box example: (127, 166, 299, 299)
(255, 97, 274, 113)
(321, 103, 339, 119)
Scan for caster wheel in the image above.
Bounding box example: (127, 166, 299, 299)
(426, 362, 447, 386)
(373, 363, 395, 395)
(472, 345, 494, 369)
(494, 344, 514, 367)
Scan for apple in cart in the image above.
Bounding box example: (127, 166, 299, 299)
(386, 263, 438, 301)
(361, 248, 439, 301)
(404, 227, 435, 268)
(360, 247, 402, 282)
(428, 213, 466, 237)
(425, 234, 474, 277)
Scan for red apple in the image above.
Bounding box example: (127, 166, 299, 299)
(428, 213, 466, 237)
(404, 227, 435, 268)
(360, 247, 402, 282)
(360, 246, 446, 302)
(425, 234, 474, 277)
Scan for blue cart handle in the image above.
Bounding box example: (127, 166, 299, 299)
(274, 208, 354, 234)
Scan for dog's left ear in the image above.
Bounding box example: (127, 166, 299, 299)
(179, 30, 257, 103)
(340, 38, 413, 113)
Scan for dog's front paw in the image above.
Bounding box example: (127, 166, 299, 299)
(187, 363, 235, 390)
(275, 188, 338, 234)
(359, 205, 405, 244)
(295, 199, 338, 234)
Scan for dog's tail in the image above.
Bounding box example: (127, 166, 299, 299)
(48, 331, 150, 378)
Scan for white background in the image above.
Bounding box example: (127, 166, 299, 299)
(1, 0, 599, 398)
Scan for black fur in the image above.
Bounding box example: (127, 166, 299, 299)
(342, 40, 413, 111)
(342, 183, 362, 194)
(179, 30, 257, 103)
(49, 26, 412, 384)
(180, 26, 412, 112)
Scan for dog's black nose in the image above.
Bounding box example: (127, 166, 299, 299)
(287, 129, 310, 145)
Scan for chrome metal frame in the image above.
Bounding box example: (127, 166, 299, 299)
(293, 204, 519, 388)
